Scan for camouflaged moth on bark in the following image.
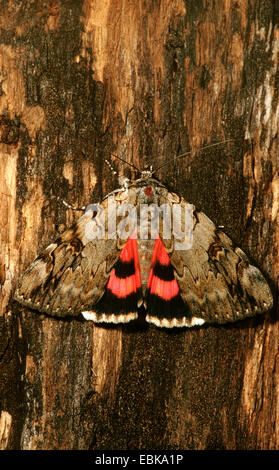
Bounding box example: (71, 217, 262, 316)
(14, 168, 273, 328)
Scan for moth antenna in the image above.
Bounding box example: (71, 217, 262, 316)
(110, 153, 141, 172)
(61, 199, 86, 211)
(152, 139, 235, 174)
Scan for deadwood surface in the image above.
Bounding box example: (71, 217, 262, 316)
(0, 0, 278, 450)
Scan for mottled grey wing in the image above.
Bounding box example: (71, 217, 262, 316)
(164, 197, 273, 326)
(14, 203, 122, 317)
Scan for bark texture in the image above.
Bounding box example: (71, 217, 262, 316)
(0, 0, 278, 450)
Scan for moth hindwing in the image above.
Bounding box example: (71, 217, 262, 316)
(14, 174, 273, 328)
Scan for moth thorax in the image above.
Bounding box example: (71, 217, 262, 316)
(137, 238, 155, 295)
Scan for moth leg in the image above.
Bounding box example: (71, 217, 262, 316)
(61, 199, 86, 211)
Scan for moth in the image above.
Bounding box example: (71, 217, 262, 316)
(14, 156, 273, 328)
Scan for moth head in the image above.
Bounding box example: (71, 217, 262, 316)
(140, 164, 154, 180)
(141, 169, 153, 180)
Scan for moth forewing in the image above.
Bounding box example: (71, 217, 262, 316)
(14, 201, 122, 317)
(168, 207, 273, 325)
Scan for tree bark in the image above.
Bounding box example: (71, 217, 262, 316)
(0, 0, 278, 450)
